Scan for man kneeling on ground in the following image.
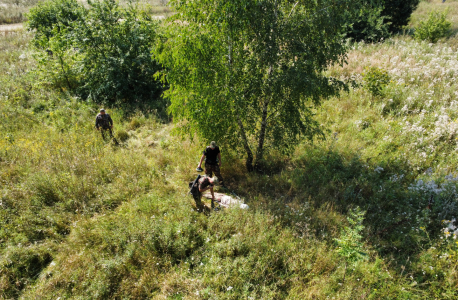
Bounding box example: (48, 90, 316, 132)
(191, 176, 219, 212)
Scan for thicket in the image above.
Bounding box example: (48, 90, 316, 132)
(382, 0, 420, 33)
(26, 0, 166, 111)
(344, 0, 420, 42)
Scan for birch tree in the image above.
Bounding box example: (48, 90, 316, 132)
(156, 0, 361, 171)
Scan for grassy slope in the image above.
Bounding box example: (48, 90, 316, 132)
(0, 0, 171, 25)
(2, 1, 458, 299)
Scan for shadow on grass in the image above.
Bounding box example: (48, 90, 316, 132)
(224, 145, 456, 270)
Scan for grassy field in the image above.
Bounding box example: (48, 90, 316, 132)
(0, 0, 171, 25)
(2, 1, 458, 299)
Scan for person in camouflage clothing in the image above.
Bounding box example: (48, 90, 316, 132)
(95, 109, 114, 140)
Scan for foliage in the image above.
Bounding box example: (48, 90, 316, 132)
(155, 0, 362, 171)
(381, 0, 420, 33)
(343, 1, 390, 43)
(362, 66, 390, 96)
(335, 207, 368, 263)
(343, 0, 420, 42)
(115, 129, 129, 142)
(415, 10, 452, 43)
(26, 0, 165, 109)
(4, 1, 458, 298)
(26, 0, 83, 45)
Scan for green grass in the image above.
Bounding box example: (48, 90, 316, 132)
(2, 1, 458, 299)
(0, 0, 171, 25)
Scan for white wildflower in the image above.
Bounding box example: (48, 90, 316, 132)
(374, 166, 384, 173)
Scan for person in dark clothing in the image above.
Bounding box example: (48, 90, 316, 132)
(95, 109, 114, 140)
(191, 176, 219, 211)
(197, 141, 224, 186)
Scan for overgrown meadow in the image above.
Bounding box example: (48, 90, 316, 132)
(2, 0, 458, 299)
(0, 0, 170, 25)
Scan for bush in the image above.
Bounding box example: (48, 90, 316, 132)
(344, 0, 420, 42)
(26, 0, 84, 47)
(382, 0, 420, 33)
(115, 129, 129, 143)
(26, 0, 166, 109)
(128, 117, 144, 130)
(415, 10, 452, 43)
(343, 2, 390, 43)
(362, 67, 390, 97)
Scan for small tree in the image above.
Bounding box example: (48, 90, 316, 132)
(156, 0, 362, 171)
(415, 10, 451, 43)
(26, 0, 83, 47)
(27, 0, 165, 109)
(334, 207, 368, 282)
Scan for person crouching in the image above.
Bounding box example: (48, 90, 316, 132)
(191, 176, 219, 212)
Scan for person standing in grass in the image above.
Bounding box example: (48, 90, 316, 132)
(95, 109, 114, 140)
(197, 141, 225, 187)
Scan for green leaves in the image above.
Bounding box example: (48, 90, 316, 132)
(334, 207, 368, 263)
(362, 66, 390, 97)
(156, 0, 356, 170)
(415, 10, 452, 43)
(26, 0, 165, 109)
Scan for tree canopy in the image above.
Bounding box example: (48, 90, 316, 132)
(26, 0, 165, 110)
(155, 0, 362, 171)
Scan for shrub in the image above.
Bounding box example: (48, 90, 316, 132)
(26, 0, 84, 47)
(382, 0, 420, 33)
(115, 129, 129, 143)
(343, 2, 390, 43)
(362, 67, 390, 97)
(26, 0, 166, 109)
(344, 0, 420, 42)
(128, 117, 143, 130)
(334, 207, 368, 264)
(415, 10, 452, 43)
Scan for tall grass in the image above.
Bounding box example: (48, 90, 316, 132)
(2, 1, 458, 299)
(0, 0, 171, 25)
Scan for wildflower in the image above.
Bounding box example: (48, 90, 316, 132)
(227, 286, 233, 291)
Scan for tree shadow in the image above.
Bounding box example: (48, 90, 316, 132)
(225, 146, 453, 273)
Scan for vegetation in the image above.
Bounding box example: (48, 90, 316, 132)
(0, 0, 171, 25)
(343, 0, 420, 42)
(362, 66, 390, 97)
(415, 10, 452, 43)
(156, 0, 362, 171)
(343, 1, 390, 43)
(2, 0, 458, 299)
(26, 0, 166, 109)
(381, 0, 420, 33)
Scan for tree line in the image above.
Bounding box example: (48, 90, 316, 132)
(27, 0, 419, 171)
